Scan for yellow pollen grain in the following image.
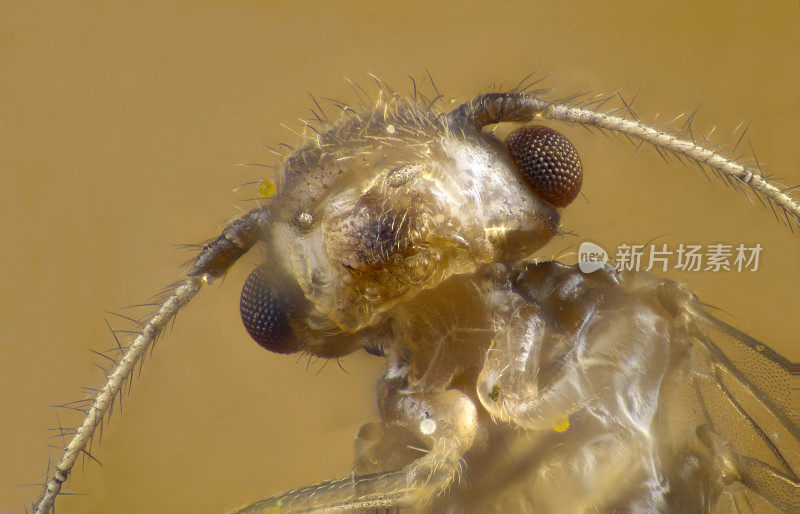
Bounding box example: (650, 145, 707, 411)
(552, 414, 570, 432)
(258, 178, 276, 198)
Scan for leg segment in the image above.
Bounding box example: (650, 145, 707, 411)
(376, 382, 478, 505)
(234, 369, 479, 512)
(473, 263, 672, 510)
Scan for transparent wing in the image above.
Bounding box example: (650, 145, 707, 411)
(655, 300, 800, 513)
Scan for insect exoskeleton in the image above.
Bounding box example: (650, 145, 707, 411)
(240, 97, 584, 365)
(34, 81, 800, 514)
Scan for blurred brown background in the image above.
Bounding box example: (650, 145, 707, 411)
(2, 1, 799, 512)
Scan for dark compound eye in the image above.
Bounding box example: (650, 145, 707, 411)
(240, 266, 303, 354)
(506, 125, 583, 208)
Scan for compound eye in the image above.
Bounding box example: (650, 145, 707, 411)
(506, 125, 583, 208)
(240, 266, 303, 354)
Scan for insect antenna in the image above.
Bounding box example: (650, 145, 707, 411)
(448, 91, 800, 230)
(33, 207, 269, 513)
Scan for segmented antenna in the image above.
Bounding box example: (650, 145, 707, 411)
(33, 208, 267, 514)
(448, 92, 800, 229)
(33, 278, 202, 513)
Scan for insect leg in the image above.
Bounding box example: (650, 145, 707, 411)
(34, 207, 268, 514)
(477, 295, 670, 433)
(376, 385, 478, 504)
(234, 382, 479, 512)
(472, 264, 673, 509)
(233, 469, 410, 512)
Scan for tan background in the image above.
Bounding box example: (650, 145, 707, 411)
(2, 1, 799, 512)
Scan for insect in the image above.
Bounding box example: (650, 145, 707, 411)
(32, 78, 800, 512)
